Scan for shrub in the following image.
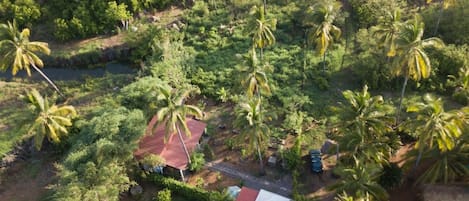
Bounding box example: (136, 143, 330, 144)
(147, 174, 211, 201)
(155, 188, 171, 201)
(422, 1, 469, 45)
(142, 154, 166, 167)
(119, 76, 169, 116)
(349, 0, 407, 28)
(189, 152, 206, 172)
(202, 144, 215, 161)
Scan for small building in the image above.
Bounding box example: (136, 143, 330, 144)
(235, 187, 291, 201)
(134, 116, 206, 181)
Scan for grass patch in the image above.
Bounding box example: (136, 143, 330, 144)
(0, 82, 36, 156)
(0, 73, 136, 156)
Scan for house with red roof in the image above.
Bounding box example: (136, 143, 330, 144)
(134, 115, 206, 180)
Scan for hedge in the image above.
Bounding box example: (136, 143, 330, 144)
(146, 174, 228, 201)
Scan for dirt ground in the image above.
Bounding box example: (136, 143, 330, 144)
(0, 153, 57, 201)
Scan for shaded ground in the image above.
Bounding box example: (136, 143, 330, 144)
(206, 160, 292, 196)
(0, 152, 57, 201)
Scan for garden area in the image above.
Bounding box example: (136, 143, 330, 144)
(1, 0, 469, 201)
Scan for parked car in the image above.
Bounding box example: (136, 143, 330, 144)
(310, 149, 323, 173)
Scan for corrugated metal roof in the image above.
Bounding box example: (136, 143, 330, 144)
(236, 187, 259, 201)
(134, 116, 206, 170)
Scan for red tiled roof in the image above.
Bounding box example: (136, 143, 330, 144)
(236, 187, 259, 201)
(134, 115, 206, 170)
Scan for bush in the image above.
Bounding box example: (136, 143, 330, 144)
(142, 154, 166, 167)
(379, 163, 402, 189)
(282, 148, 302, 171)
(147, 174, 212, 201)
(420, 45, 469, 93)
(119, 76, 169, 116)
(349, 0, 407, 28)
(189, 152, 206, 172)
(155, 188, 171, 201)
(422, 1, 469, 45)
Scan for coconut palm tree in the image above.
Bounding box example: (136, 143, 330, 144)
(234, 97, 270, 174)
(238, 48, 271, 98)
(152, 86, 203, 164)
(249, 5, 276, 61)
(404, 136, 469, 184)
(25, 89, 77, 150)
(392, 16, 444, 123)
(0, 21, 63, 97)
(338, 85, 397, 165)
(308, 0, 341, 72)
(371, 9, 403, 57)
(328, 161, 389, 201)
(401, 94, 462, 167)
(430, 0, 457, 35)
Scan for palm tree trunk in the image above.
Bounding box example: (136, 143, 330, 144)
(263, 0, 267, 16)
(414, 149, 423, 169)
(30, 63, 64, 98)
(322, 51, 327, 72)
(433, 0, 444, 36)
(340, 18, 349, 69)
(302, 29, 308, 89)
(396, 76, 409, 125)
(260, 47, 264, 62)
(176, 125, 192, 164)
(256, 141, 265, 175)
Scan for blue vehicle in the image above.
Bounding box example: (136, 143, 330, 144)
(310, 149, 323, 173)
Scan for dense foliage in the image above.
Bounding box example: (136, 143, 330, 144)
(52, 107, 146, 201)
(2, 0, 469, 200)
(147, 174, 233, 201)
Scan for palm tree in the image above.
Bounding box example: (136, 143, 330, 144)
(152, 86, 203, 165)
(430, 0, 457, 35)
(338, 85, 397, 165)
(371, 10, 402, 57)
(404, 137, 469, 184)
(233, 97, 270, 174)
(401, 94, 462, 167)
(392, 16, 444, 123)
(249, 5, 276, 61)
(308, 0, 341, 72)
(328, 161, 389, 201)
(25, 89, 77, 150)
(0, 21, 64, 97)
(238, 48, 271, 98)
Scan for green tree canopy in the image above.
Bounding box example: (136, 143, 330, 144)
(25, 89, 77, 150)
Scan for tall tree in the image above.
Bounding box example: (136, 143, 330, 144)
(249, 5, 276, 61)
(392, 16, 444, 123)
(371, 9, 402, 57)
(0, 21, 64, 97)
(308, 0, 341, 71)
(152, 86, 203, 164)
(404, 136, 469, 184)
(401, 94, 462, 167)
(25, 89, 77, 150)
(429, 0, 457, 36)
(238, 49, 271, 98)
(338, 85, 397, 165)
(328, 161, 389, 201)
(234, 97, 270, 174)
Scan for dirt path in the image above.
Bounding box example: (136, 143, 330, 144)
(206, 160, 292, 197)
